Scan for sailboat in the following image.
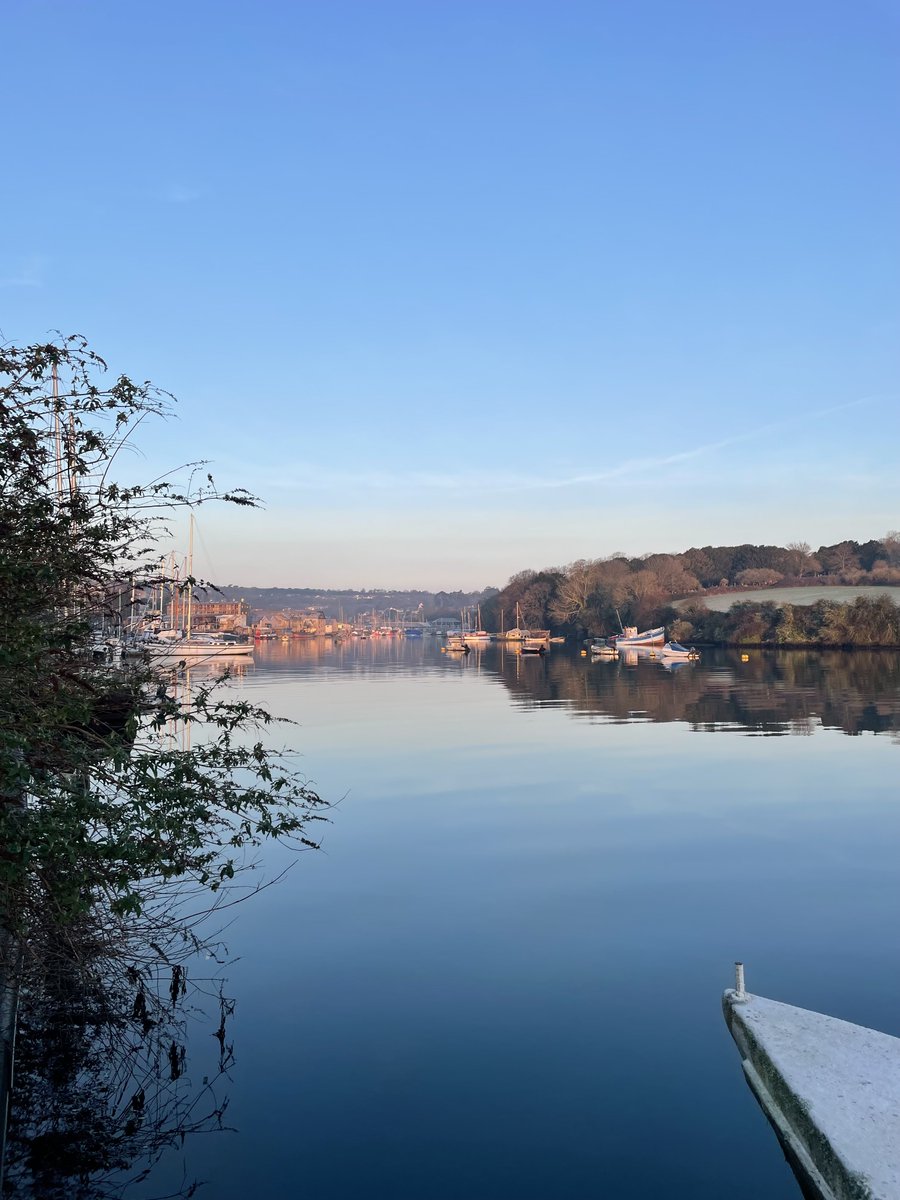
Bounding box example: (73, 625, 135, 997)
(464, 604, 490, 642)
(503, 602, 527, 642)
(131, 516, 253, 659)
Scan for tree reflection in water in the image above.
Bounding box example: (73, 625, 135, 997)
(2, 891, 234, 1200)
(476, 646, 900, 738)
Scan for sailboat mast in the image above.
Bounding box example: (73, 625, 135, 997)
(66, 412, 78, 502)
(186, 514, 195, 640)
(51, 361, 65, 505)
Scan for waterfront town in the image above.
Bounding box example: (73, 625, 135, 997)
(188, 598, 460, 639)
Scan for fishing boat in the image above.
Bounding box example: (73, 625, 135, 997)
(614, 625, 665, 648)
(658, 641, 699, 660)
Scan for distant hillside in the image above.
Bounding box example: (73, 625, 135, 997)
(208, 585, 498, 620)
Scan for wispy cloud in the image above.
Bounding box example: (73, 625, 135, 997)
(0, 255, 47, 288)
(237, 395, 885, 497)
(161, 183, 200, 204)
(545, 395, 880, 489)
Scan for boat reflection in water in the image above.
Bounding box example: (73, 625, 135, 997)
(495, 645, 900, 737)
(249, 639, 900, 739)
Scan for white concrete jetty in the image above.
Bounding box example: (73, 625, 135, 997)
(723, 965, 900, 1200)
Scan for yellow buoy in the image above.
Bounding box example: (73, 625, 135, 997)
(741, 653, 749, 662)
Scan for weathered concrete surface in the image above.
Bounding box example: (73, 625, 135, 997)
(723, 989, 900, 1200)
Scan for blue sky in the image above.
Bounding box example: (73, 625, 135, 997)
(4, 0, 898, 588)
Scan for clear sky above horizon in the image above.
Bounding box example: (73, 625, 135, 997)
(4, 1, 898, 589)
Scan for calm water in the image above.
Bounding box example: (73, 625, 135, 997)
(148, 640, 900, 1199)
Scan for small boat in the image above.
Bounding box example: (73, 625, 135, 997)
(614, 625, 665, 648)
(520, 638, 546, 655)
(590, 640, 618, 658)
(658, 641, 699, 661)
(444, 636, 470, 653)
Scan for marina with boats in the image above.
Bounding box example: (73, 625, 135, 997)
(121, 516, 255, 660)
(96, 524, 716, 668)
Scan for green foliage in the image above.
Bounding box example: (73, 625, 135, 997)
(0, 336, 324, 923)
(480, 538, 900, 642)
(679, 596, 900, 647)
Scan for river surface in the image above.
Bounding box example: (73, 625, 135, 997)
(146, 639, 900, 1199)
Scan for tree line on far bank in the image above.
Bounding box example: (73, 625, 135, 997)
(673, 595, 900, 648)
(479, 535, 900, 646)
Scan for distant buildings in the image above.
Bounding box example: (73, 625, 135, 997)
(249, 608, 334, 636)
(189, 600, 250, 631)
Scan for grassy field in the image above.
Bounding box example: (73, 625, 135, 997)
(679, 585, 900, 612)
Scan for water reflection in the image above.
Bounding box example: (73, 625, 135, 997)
(117, 636, 900, 1200)
(249, 640, 900, 739)
(3, 909, 232, 1200)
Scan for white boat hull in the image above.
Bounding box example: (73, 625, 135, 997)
(127, 640, 253, 658)
(658, 641, 699, 661)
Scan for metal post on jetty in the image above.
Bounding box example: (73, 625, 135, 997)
(722, 964, 900, 1199)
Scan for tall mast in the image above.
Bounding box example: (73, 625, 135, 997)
(52, 361, 65, 505)
(66, 412, 78, 502)
(186, 514, 195, 640)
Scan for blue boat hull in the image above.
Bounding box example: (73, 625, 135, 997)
(615, 626, 665, 647)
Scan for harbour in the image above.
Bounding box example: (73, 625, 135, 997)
(5, 4, 899, 1191)
(142, 638, 900, 1199)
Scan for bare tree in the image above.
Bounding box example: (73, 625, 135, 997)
(883, 531, 900, 567)
(822, 541, 861, 575)
(550, 559, 602, 626)
(785, 541, 820, 577)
